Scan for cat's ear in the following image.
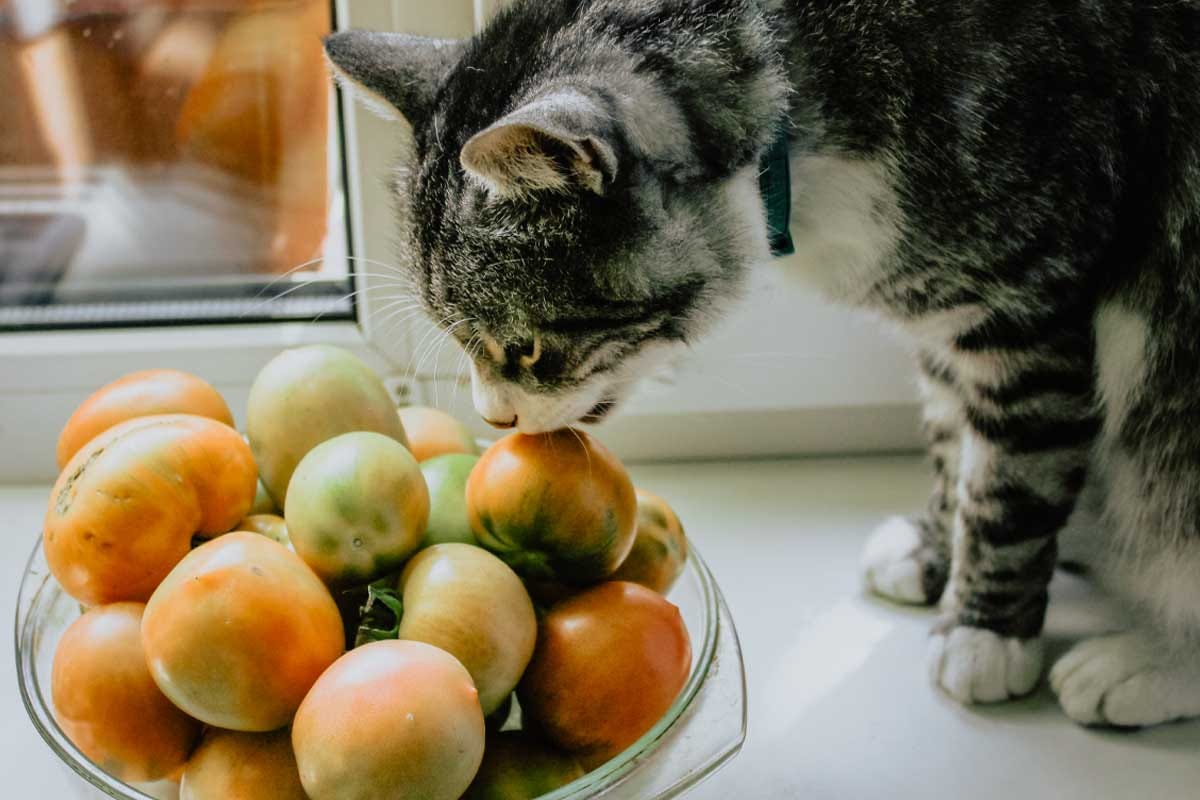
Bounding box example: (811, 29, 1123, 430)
(460, 90, 618, 198)
(324, 30, 465, 126)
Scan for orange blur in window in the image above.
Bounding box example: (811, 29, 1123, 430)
(0, 0, 333, 278)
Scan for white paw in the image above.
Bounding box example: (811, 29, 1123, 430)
(862, 517, 929, 604)
(1050, 632, 1200, 727)
(928, 626, 1044, 704)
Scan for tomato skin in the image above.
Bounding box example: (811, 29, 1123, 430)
(292, 639, 485, 800)
(285, 431, 429, 585)
(398, 406, 479, 462)
(420, 453, 480, 548)
(467, 429, 637, 584)
(518, 581, 692, 769)
(234, 513, 291, 549)
(611, 489, 689, 595)
(180, 728, 307, 800)
(248, 478, 279, 515)
(56, 369, 234, 469)
(52, 602, 201, 783)
(45, 414, 257, 606)
(462, 731, 585, 800)
(246, 345, 409, 507)
(397, 543, 537, 716)
(142, 532, 344, 731)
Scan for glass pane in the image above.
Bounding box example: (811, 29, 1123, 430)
(0, 0, 351, 330)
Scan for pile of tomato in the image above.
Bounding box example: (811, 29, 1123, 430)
(42, 345, 694, 800)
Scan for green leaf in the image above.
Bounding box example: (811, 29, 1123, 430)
(353, 584, 404, 648)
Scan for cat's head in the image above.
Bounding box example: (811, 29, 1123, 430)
(325, 19, 772, 433)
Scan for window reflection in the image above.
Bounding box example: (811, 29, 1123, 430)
(0, 0, 350, 329)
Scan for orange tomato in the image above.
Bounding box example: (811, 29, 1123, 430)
(467, 429, 637, 584)
(180, 728, 307, 800)
(45, 414, 257, 606)
(292, 639, 485, 800)
(398, 406, 479, 462)
(142, 532, 344, 731)
(56, 369, 234, 469)
(518, 581, 692, 769)
(52, 602, 201, 783)
(611, 489, 689, 594)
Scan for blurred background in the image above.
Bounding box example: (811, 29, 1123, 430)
(0, 0, 350, 328)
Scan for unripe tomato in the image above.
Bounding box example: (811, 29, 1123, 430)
(246, 345, 409, 507)
(462, 730, 584, 800)
(611, 489, 689, 594)
(180, 728, 307, 800)
(233, 513, 291, 549)
(45, 414, 257, 606)
(285, 431, 428, 585)
(420, 453, 480, 548)
(398, 406, 479, 462)
(292, 640, 485, 800)
(142, 532, 344, 731)
(52, 602, 200, 782)
(56, 369, 234, 469)
(397, 543, 536, 715)
(467, 429, 636, 584)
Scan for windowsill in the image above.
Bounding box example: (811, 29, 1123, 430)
(2, 454, 1197, 797)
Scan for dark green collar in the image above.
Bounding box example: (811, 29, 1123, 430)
(758, 127, 794, 256)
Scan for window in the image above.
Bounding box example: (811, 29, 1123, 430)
(0, 0, 352, 330)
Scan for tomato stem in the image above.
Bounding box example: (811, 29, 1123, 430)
(354, 585, 404, 647)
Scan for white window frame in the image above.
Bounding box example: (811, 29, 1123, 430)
(0, 0, 921, 484)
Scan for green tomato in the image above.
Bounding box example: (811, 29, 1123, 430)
(398, 544, 536, 716)
(461, 730, 585, 800)
(285, 432, 429, 586)
(419, 453, 480, 548)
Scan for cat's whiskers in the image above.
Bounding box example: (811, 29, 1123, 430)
(431, 320, 461, 409)
(426, 319, 477, 409)
(245, 270, 417, 320)
(567, 425, 593, 480)
(255, 253, 414, 302)
(368, 300, 428, 335)
(403, 312, 463, 388)
(450, 332, 482, 411)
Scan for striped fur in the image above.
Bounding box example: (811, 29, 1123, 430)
(326, 0, 1200, 724)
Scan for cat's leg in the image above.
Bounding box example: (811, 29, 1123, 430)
(1050, 301, 1200, 727)
(862, 352, 957, 605)
(928, 341, 1096, 704)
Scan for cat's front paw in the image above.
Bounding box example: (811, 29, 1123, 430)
(928, 624, 1043, 704)
(861, 516, 947, 605)
(1050, 632, 1200, 727)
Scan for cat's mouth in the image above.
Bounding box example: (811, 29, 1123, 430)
(579, 398, 616, 424)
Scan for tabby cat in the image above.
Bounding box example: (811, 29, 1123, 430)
(325, 0, 1200, 727)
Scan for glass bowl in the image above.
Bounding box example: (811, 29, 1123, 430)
(16, 535, 746, 800)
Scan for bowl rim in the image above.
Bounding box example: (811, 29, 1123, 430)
(15, 534, 731, 800)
